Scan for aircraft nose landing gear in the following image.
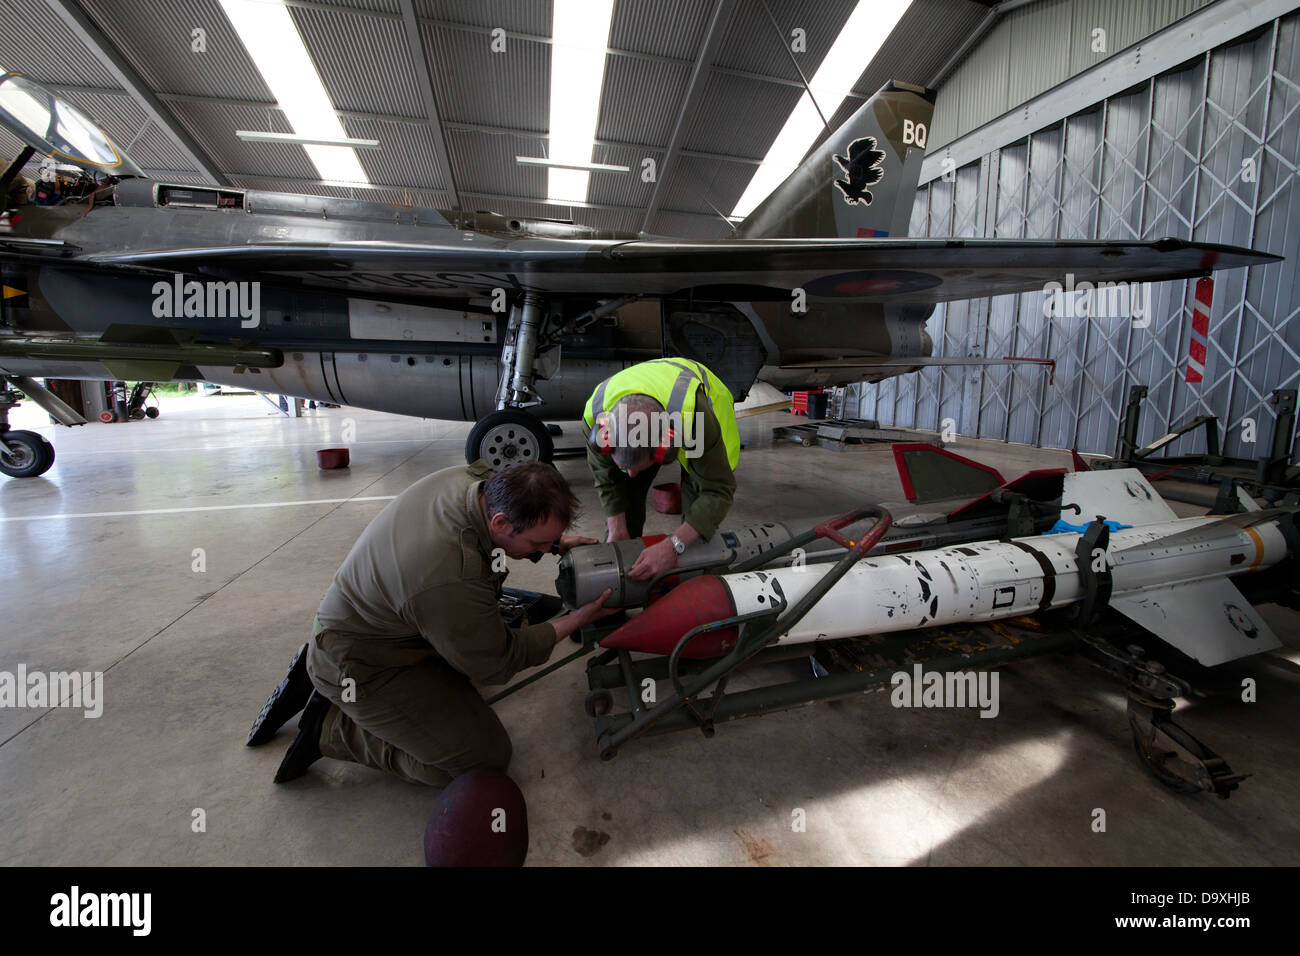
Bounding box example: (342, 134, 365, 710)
(0, 376, 85, 478)
(0, 427, 55, 477)
(468, 293, 555, 469)
(465, 409, 553, 470)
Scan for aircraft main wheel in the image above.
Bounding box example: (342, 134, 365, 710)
(465, 410, 553, 470)
(0, 430, 55, 478)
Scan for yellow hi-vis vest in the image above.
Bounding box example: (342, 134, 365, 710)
(583, 358, 740, 473)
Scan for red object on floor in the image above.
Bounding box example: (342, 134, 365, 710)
(652, 482, 682, 514)
(317, 448, 350, 469)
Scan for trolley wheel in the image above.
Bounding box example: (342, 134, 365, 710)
(1131, 728, 1202, 796)
(584, 689, 613, 718)
(98, 410, 116, 423)
(145, 406, 160, 419)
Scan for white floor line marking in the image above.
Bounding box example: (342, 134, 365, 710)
(0, 495, 398, 522)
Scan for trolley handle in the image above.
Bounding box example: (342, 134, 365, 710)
(813, 507, 882, 554)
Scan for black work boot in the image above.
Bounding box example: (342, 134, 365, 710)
(273, 691, 331, 783)
(246, 643, 312, 746)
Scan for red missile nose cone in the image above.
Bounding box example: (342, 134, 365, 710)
(600, 574, 737, 658)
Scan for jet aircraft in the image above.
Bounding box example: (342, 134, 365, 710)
(0, 72, 1280, 478)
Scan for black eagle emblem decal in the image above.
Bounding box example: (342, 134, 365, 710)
(833, 136, 885, 206)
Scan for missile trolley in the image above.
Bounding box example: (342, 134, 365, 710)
(532, 462, 1298, 799)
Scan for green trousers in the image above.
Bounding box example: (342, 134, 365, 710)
(306, 627, 511, 788)
(620, 464, 698, 538)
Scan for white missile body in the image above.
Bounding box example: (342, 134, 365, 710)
(603, 471, 1291, 666)
(722, 513, 1286, 665)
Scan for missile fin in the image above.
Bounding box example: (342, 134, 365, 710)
(1110, 577, 1281, 665)
(1062, 469, 1177, 526)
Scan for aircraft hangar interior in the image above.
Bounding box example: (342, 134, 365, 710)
(1, 0, 1298, 900)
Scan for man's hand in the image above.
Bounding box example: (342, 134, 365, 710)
(555, 535, 598, 555)
(551, 588, 620, 643)
(628, 537, 677, 581)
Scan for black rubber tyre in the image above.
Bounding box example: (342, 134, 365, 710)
(0, 430, 55, 478)
(584, 689, 613, 718)
(465, 410, 553, 469)
(145, 406, 160, 419)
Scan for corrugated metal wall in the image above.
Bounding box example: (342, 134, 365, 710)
(929, 0, 1214, 149)
(848, 10, 1300, 462)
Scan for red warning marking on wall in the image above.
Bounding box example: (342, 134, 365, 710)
(1185, 276, 1213, 384)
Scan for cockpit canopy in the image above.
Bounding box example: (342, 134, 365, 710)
(0, 71, 144, 178)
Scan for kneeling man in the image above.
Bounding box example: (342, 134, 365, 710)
(247, 460, 612, 786)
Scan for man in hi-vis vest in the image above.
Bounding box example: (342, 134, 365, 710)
(583, 357, 740, 581)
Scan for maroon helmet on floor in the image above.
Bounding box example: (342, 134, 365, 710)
(424, 769, 529, 867)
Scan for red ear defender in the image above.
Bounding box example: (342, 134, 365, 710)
(591, 413, 614, 454)
(652, 428, 676, 465)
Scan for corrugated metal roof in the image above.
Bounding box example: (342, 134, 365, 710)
(59, 89, 148, 152)
(713, 0, 857, 82)
(682, 71, 801, 157)
(293, 0, 402, 14)
(421, 20, 547, 129)
(587, 142, 659, 208)
(596, 55, 691, 145)
(128, 124, 195, 174)
(167, 100, 320, 180)
(414, 0, 553, 35)
(654, 153, 752, 215)
(610, 0, 714, 60)
(1, 0, 121, 87)
(445, 128, 547, 197)
(291, 4, 425, 117)
(77, 0, 271, 100)
(652, 209, 734, 239)
(6, 0, 1030, 236)
(341, 115, 446, 189)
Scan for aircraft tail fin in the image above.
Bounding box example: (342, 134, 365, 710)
(734, 80, 934, 241)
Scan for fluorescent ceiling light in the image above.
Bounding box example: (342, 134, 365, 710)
(236, 130, 380, 149)
(219, 0, 369, 184)
(516, 155, 629, 173)
(546, 0, 616, 203)
(731, 0, 912, 219)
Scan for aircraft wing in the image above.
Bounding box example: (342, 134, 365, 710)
(80, 236, 1280, 303)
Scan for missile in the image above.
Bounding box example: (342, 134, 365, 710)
(601, 508, 1295, 667)
(556, 521, 800, 609)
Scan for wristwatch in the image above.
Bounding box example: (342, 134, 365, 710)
(669, 534, 687, 555)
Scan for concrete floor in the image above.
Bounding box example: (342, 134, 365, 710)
(1, 392, 1297, 866)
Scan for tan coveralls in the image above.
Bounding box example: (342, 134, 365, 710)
(306, 461, 557, 786)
